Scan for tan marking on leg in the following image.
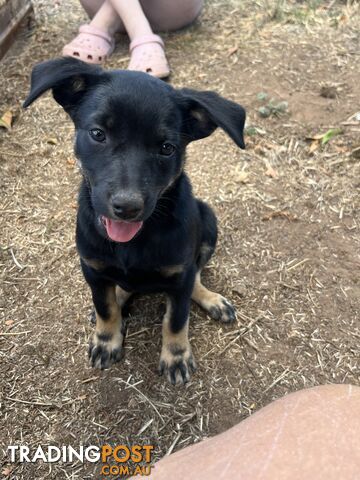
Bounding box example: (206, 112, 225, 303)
(191, 272, 236, 323)
(162, 299, 189, 353)
(200, 244, 213, 259)
(159, 299, 196, 385)
(159, 264, 185, 277)
(115, 285, 132, 308)
(82, 257, 106, 270)
(192, 272, 217, 305)
(89, 286, 124, 369)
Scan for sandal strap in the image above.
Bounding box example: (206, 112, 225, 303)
(79, 24, 113, 45)
(130, 34, 164, 53)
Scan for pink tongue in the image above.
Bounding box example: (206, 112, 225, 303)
(103, 217, 143, 243)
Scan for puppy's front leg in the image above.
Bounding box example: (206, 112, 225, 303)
(82, 264, 130, 369)
(159, 288, 197, 385)
(89, 284, 124, 369)
(88, 281, 127, 369)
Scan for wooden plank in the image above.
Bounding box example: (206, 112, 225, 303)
(0, 0, 34, 60)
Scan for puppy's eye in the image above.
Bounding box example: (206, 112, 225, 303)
(160, 142, 175, 156)
(89, 128, 106, 142)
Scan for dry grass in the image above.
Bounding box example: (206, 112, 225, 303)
(0, 0, 359, 478)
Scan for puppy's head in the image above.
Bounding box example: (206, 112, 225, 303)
(24, 57, 246, 243)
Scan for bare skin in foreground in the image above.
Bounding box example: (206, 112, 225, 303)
(140, 385, 360, 480)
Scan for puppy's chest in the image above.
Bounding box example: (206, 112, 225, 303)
(88, 259, 185, 293)
(122, 265, 186, 292)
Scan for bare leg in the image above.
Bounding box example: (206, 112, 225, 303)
(88, 0, 122, 36)
(140, 385, 360, 480)
(79, 0, 104, 18)
(141, 0, 203, 31)
(108, 0, 171, 76)
(80, 0, 203, 31)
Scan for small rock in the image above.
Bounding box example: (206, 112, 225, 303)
(320, 85, 337, 99)
(258, 106, 271, 118)
(232, 283, 247, 297)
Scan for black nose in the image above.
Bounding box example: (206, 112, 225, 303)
(110, 192, 144, 220)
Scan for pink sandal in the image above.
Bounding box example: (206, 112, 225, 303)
(63, 25, 115, 64)
(128, 34, 170, 79)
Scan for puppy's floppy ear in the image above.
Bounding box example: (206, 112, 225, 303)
(179, 88, 246, 149)
(23, 57, 103, 118)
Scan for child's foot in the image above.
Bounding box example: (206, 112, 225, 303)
(128, 34, 170, 79)
(63, 24, 115, 64)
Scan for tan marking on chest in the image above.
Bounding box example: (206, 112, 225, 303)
(82, 257, 107, 271)
(160, 265, 185, 277)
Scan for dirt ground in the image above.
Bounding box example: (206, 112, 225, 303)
(0, 0, 359, 478)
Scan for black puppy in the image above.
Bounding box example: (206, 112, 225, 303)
(24, 57, 245, 385)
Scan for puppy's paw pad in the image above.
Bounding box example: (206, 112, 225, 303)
(88, 333, 123, 369)
(159, 346, 196, 385)
(209, 297, 236, 323)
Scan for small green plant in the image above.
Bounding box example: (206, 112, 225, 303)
(319, 128, 343, 145)
(263, 0, 322, 26)
(257, 93, 289, 118)
(244, 126, 266, 136)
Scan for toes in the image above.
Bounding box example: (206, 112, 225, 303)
(88, 343, 110, 369)
(209, 305, 222, 320)
(159, 350, 196, 385)
(188, 356, 197, 374)
(88, 333, 123, 369)
(158, 360, 165, 376)
(220, 298, 236, 323)
(169, 361, 189, 385)
(177, 362, 189, 383)
(209, 297, 236, 323)
(110, 346, 123, 363)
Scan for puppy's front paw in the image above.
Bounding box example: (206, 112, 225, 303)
(208, 295, 236, 324)
(88, 331, 124, 369)
(159, 344, 197, 385)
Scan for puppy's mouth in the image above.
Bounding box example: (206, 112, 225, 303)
(101, 216, 143, 243)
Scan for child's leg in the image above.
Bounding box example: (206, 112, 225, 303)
(141, 0, 204, 32)
(109, 0, 170, 78)
(109, 0, 153, 41)
(79, 0, 103, 18)
(80, 0, 125, 32)
(80, 0, 203, 31)
(89, 1, 122, 36)
(140, 385, 360, 480)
